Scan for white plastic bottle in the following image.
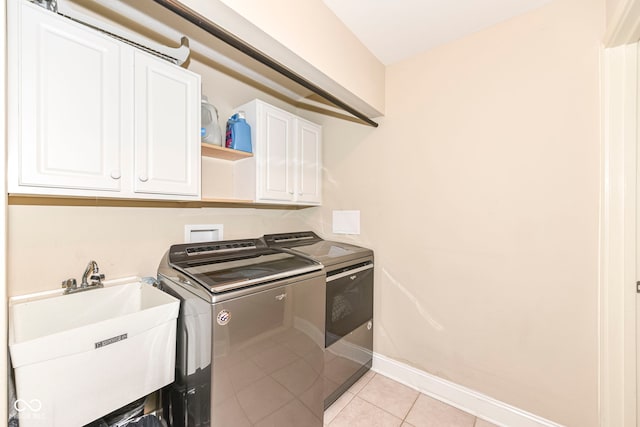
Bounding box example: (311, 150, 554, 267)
(201, 96, 222, 145)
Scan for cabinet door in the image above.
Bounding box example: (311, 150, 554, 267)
(257, 105, 295, 202)
(133, 51, 200, 199)
(296, 119, 322, 204)
(10, 2, 123, 193)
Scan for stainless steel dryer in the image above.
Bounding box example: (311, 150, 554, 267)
(263, 232, 374, 408)
(158, 238, 326, 427)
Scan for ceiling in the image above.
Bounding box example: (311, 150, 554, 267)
(322, 0, 553, 65)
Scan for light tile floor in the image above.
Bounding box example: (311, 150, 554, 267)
(324, 371, 499, 427)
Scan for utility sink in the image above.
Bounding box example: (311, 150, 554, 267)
(9, 278, 180, 427)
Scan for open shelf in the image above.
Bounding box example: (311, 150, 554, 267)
(201, 143, 253, 161)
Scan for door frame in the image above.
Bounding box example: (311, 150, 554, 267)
(601, 42, 638, 427)
(602, 1, 640, 426)
(1, 0, 7, 422)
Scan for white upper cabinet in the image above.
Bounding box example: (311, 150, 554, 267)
(258, 105, 296, 201)
(296, 118, 322, 204)
(235, 99, 322, 205)
(133, 51, 200, 197)
(8, 0, 201, 200)
(10, 1, 124, 193)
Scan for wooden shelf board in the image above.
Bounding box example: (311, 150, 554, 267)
(200, 197, 254, 204)
(201, 143, 253, 161)
(8, 194, 314, 210)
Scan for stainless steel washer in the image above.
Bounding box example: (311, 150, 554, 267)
(158, 238, 325, 427)
(263, 232, 374, 409)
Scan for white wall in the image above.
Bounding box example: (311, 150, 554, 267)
(302, 0, 604, 425)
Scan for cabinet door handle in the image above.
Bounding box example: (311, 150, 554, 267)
(110, 171, 121, 180)
(138, 175, 148, 182)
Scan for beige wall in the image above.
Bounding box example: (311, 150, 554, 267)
(607, 0, 625, 28)
(7, 206, 310, 296)
(182, 0, 385, 115)
(219, 0, 385, 112)
(304, 0, 604, 425)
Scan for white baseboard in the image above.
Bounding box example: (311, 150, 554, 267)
(372, 353, 564, 427)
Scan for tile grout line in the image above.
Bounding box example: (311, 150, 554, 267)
(356, 394, 408, 426)
(355, 373, 421, 426)
(326, 392, 356, 426)
(346, 371, 377, 423)
(401, 392, 421, 424)
(325, 371, 375, 426)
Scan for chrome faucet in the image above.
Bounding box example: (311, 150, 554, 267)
(62, 260, 105, 294)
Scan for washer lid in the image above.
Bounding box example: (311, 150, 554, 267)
(263, 232, 373, 267)
(168, 239, 321, 293)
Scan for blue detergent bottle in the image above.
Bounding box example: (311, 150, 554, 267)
(225, 111, 252, 153)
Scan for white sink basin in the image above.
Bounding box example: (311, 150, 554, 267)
(9, 279, 180, 427)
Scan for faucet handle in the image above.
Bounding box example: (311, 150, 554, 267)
(90, 273, 105, 285)
(61, 278, 77, 290)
